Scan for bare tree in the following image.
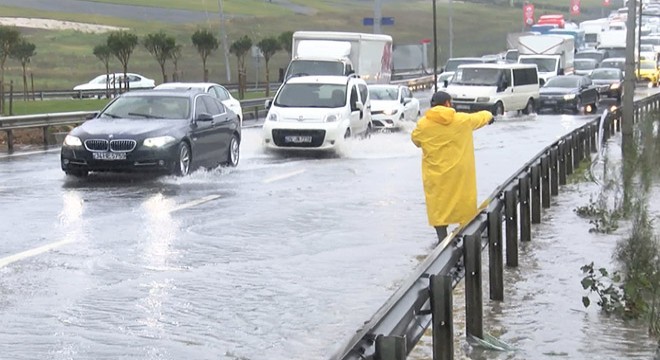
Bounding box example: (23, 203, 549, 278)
(93, 44, 112, 97)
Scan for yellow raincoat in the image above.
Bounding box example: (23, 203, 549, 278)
(411, 106, 492, 227)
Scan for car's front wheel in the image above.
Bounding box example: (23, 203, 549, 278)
(172, 142, 191, 176)
(224, 134, 240, 167)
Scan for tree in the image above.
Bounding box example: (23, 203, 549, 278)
(93, 44, 112, 97)
(278, 31, 294, 59)
(257, 37, 280, 97)
(106, 30, 138, 91)
(0, 26, 20, 86)
(143, 31, 176, 83)
(10, 39, 36, 100)
(171, 44, 183, 82)
(230, 36, 252, 99)
(191, 29, 219, 82)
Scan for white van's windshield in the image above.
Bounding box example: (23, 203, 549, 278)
(519, 58, 558, 73)
(452, 68, 503, 86)
(274, 83, 347, 108)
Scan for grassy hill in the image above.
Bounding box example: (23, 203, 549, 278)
(0, 0, 611, 91)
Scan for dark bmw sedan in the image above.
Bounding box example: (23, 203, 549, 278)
(537, 75, 600, 114)
(61, 90, 241, 177)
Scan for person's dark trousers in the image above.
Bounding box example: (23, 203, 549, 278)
(435, 226, 448, 242)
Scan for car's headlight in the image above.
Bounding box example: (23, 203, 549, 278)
(325, 114, 338, 122)
(383, 108, 399, 115)
(564, 94, 576, 100)
(143, 135, 176, 148)
(610, 83, 620, 89)
(476, 97, 490, 103)
(267, 112, 278, 122)
(63, 135, 82, 147)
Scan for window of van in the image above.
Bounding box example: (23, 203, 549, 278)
(513, 68, 538, 85)
(453, 68, 502, 86)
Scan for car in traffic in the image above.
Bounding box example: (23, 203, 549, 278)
(61, 90, 241, 177)
(368, 84, 420, 130)
(537, 75, 600, 114)
(261, 75, 372, 153)
(599, 57, 626, 75)
(575, 49, 609, 64)
(73, 73, 155, 93)
(437, 57, 489, 89)
(589, 68, 624, 103)
(153, 82, 243, 122)
(574, 58, 599, 76)
(636, 60, 660, 87)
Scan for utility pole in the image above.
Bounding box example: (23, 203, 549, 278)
(637, 0, 643, 75)
(373, 0, 382, 34)
(218, 0, 232, 83)
(622, 0, 636, 159)
(449, 0, 454, 58)
(433, 0, 438, 93)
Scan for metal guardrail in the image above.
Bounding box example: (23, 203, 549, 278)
(333, 94, 659, 360)
(0, 75, 436, 152)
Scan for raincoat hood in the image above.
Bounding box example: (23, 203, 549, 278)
(424, 106, 456, 126)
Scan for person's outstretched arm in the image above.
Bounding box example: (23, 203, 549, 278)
(455, 110, 493, 130)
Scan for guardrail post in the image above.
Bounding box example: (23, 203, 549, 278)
(42, 126, 49, 147)
(9, 80, 13, 116)
(589, 124, 597, 153)
(531, 164, 541, 224)
(464, 233, 483, 340)
(253, 106, 259, 121)
(577, 130, 585, 163)
(541, 156, 551, 208)
(430, 274, 453, 360)
(519, 175, 531, 242)
(612, 112, 618, 133)
(565, 137, 574, 176)
(488, 203, 504, 301)
(505, 189, 518, 267)
(550, 148, 559, 196)
(558, 142, 567, 185)
(6, 130, 14, 153)
(375, 335, 406, 360)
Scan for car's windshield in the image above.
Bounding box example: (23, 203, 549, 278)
(444, 59, 483, 72)
(286, 60, 344, 78)
(575, 52, 603, 62)
(641, 62, 657, 70)
(600, 48, 627, 58)
(574, 60, 597, 70)
(590, 69, 621, 79)
(369, 86, 398, 101)
(101, 95, 191, 119)
(452, 68, 503, 86)
(600, 60, 625, 70)
(274, 83, 347, 108)
(641, 44, 655, 52)
(519, 58, 558, 72)
(544, 77, 580, 88)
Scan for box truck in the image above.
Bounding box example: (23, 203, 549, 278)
(517, 35, 575, 85)
(284, 31, 393, 84)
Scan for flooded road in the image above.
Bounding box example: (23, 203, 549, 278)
(0, 89, 657, 359)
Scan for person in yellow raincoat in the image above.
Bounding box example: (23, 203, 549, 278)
(411, 91, 494, 241)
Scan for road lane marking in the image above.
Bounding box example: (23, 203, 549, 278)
(262, 169, 306, 184)
(0, 148, 60, 159)
(0, 238, 74, 269)
(0, 194, 222, 268)
(169, 194, 222, 212)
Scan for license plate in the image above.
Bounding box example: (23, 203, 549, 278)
(284, 135, 312, 143)
(455, 105, 470, 110)
(92, 152, 127, 160)
(545, 100, 558, 104)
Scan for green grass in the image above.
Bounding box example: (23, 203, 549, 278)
(82, 0, 292, 16)
(8, 98, 110, 115)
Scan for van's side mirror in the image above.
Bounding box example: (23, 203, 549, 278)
(265, 99, 272, 109)
(558, 68, 565, 75)
(355, 102, 364, 111)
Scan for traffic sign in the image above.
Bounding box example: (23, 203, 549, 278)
(570, 0, 581, 15)
(603, 0, 611, 6)
(363, 17, 395, 26)
(523, 3, 534, 26)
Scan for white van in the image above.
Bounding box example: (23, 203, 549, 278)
(262, 75, 372, 152)
(446, 63, 540, 116)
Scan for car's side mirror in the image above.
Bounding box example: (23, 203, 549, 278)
(196, 113, 214, 122)
(265, 99, 272, 109)
(86, 111, 99, 120)
(355, 102, 364, 111)
(443, 80, 449, 88)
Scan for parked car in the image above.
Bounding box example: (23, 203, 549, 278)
(368, 84, 420, 129)
(537, 75, 600, 114)
(599, 57, 627, 75)
(574, 58, 599, 76)
(262, 75, 371, 153)
(60, 90, 241, 177)
(589, 68, 624, 103)
(153, 82, 243, 122)
(73, 73, 155, 92)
